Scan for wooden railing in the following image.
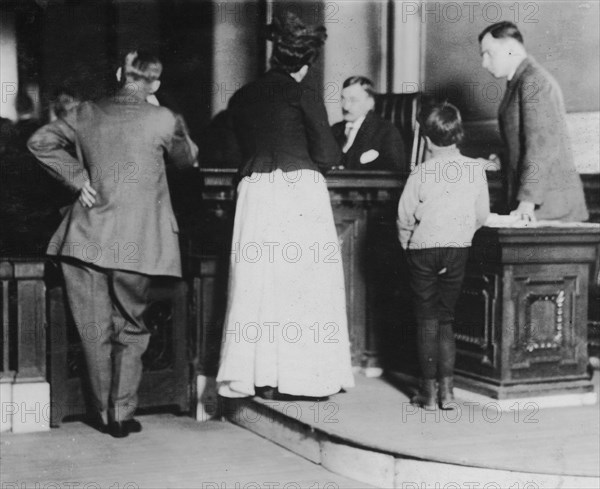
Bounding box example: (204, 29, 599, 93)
(0, 257, 47, 382)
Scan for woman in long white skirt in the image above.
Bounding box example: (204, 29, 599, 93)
(216, 11, 354, 398)
(217, 170, 355, 398)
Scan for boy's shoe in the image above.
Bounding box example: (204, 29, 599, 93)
(411, 379, 437, 411)
(438, 376, 456, 410)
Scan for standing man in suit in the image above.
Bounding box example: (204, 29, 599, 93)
(331, 76, 406, 170)
(479, 21, 588, 221)
(28, 50, 198, 437)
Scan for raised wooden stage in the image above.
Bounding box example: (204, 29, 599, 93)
(222, 372, 600, 489)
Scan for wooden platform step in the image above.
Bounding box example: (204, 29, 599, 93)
(221, 375, 600, 489)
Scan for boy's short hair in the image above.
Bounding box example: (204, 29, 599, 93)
(422, 102, 464, 147)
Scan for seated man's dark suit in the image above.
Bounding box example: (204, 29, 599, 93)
(331, 111, 405, 170)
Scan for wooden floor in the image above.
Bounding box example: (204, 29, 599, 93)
(0, 415, 372, 488)
(244, 373, 600, 477)
(3, 377, 598, 488)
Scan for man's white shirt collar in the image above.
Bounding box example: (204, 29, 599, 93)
(343, 114, 367, 153)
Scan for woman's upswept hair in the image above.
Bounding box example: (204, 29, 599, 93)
(267, 11, 327, 74)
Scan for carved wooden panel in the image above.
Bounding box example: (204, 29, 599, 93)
(363, 215, 407, 371)
(0, 272, 15, 376)
(455, 273, 499, 371)
(509, 267, 583, 377)
(142, 288, 178, 372)
(0, 259, 46, 382)
(186, 255, 226, 377)
(333, 205, 367, 367)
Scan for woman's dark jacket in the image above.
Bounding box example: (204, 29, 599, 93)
(228, 69, 341, 177)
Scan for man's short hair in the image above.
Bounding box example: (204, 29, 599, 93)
(343, 76, 375, 98)
(422, 102, 464, 147)
(121, 50, 162, 83)
(478, 21, 524, 44)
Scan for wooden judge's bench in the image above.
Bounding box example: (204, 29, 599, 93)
(190, 169, 600, 401)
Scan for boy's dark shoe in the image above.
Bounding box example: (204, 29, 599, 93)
(411, 379, 437, 411)
(438, 376, 456, 410)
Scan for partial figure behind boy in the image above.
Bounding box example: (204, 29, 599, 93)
(397, 103, 490, 411)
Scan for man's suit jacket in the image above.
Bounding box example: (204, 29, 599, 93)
(498, 56, 588, 221)
(28, 97, 198, 277)
(331, 111, 405, 170)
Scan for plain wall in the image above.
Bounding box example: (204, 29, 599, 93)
(322, 0, 388, 123)
(0, 9, 18, 120)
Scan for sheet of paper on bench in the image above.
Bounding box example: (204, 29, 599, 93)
(484, 213, 600, 228)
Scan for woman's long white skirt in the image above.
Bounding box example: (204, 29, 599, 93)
(216, 169, 355, 398)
